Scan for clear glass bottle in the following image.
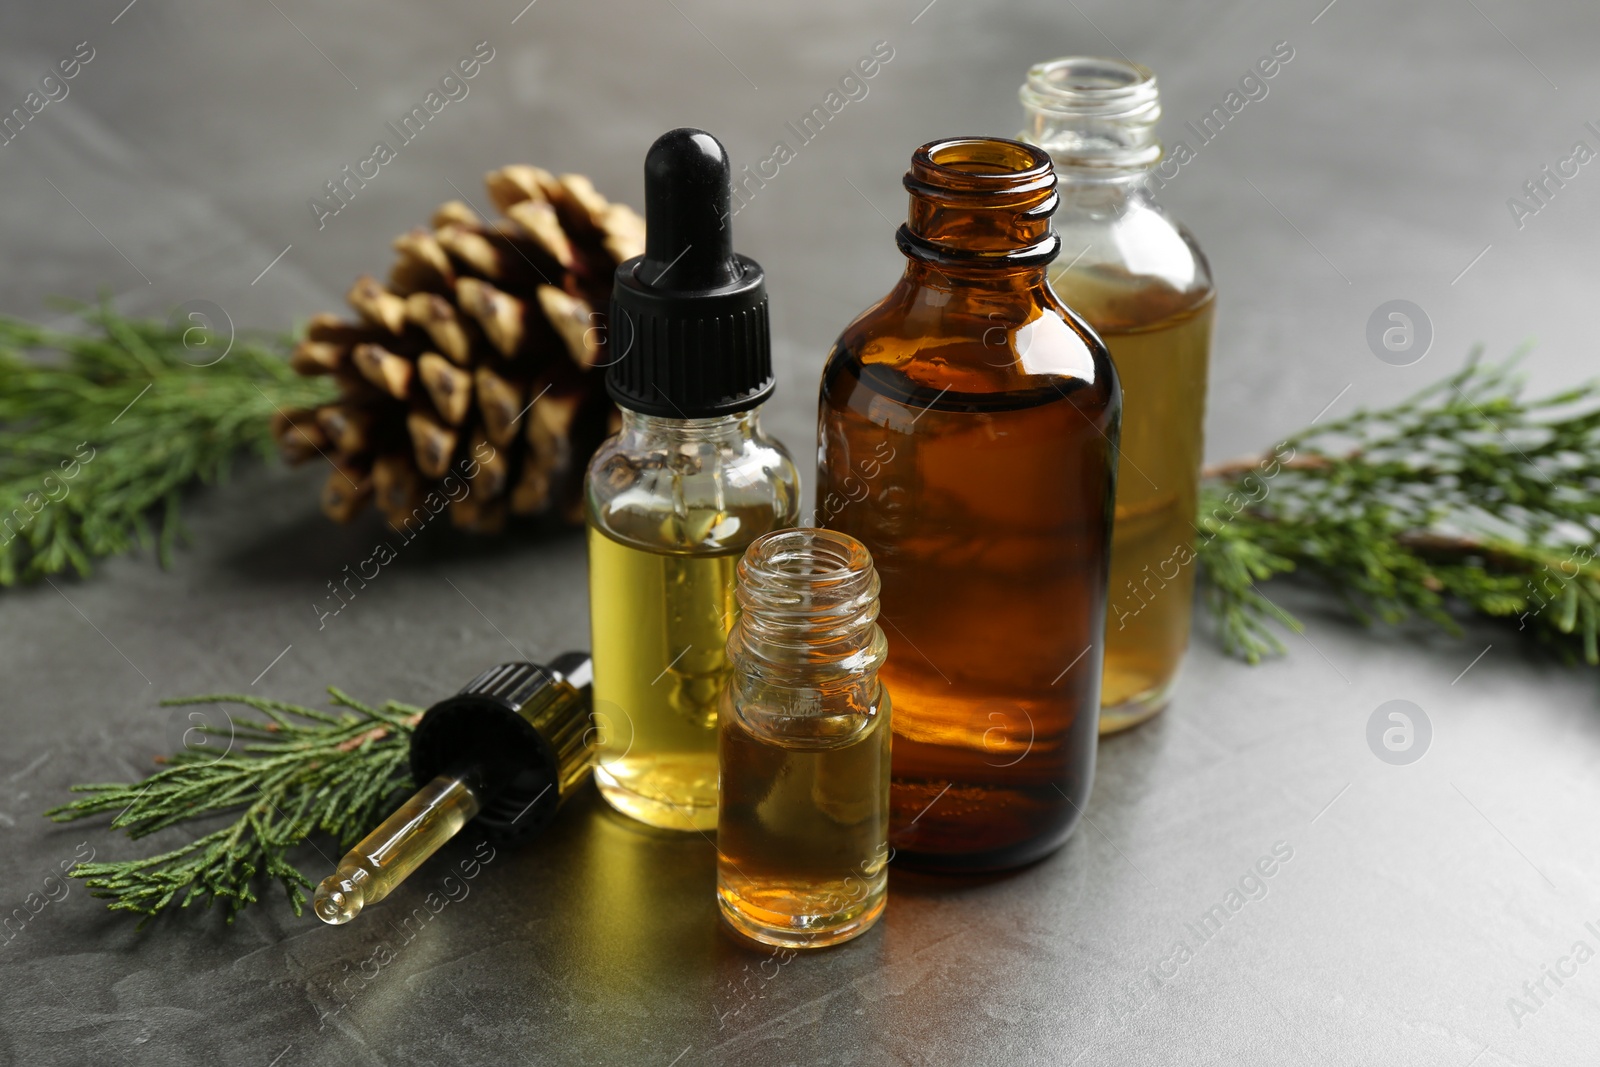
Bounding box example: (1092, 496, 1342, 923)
(815, 137, 1120, 872)
(717, 528, 891, 948)
(586, 128, 800, 831)
(588, 411, 798, 830)
(1019, 57, 1216, 734)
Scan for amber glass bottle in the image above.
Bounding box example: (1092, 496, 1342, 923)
(1020, 58, 1216, 734)
(815, 137, 1119, 872)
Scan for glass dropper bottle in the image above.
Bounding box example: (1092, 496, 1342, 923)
(585, 127, 799, 832)
(314, 654, 595, 925)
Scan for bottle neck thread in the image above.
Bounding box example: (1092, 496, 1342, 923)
(897, 137, 1061, 270)
(1019, 56, 1162, 179)
(619, 405, 760, 446)
(731, 529, 884, 680)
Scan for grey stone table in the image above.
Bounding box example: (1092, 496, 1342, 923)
(2, 1, 1597, 1064)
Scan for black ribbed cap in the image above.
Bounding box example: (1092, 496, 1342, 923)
(608, 128, 774, 418)
(409, 654, 594, 843)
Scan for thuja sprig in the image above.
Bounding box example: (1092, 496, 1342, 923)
(1195, 350, 1600, 664)
(0, 301, 335, 587)
(46, 690, 420, 924)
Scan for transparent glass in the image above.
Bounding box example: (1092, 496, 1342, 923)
(717, 528, 891, 948)
(313, 774, 481, 925)
(816, 137, 1119, 872)
(1021, 57, 1216, 734)
(586, 407, 800, 831)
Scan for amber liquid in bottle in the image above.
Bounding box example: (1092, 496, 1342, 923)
(1054, 268, 1212, 730)
(816, 138, 1119, 872)
(716, 528, 891, 948)
(718, 692, 891, 947)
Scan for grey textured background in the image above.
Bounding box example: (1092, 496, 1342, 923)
(2, 1, 1598, 1064)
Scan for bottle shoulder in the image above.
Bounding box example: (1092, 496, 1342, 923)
(1050, 193, 1215, 326)
(726, 675, 890, 750)
(821, 278, 1118, 409)
(585, 417, 801, 554)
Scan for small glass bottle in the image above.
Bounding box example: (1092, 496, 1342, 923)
(717, 528, 891, 948)
(816, 137, 1120, 872)
(1019, 58, 1216, 734)
(587, 129, 800, 831)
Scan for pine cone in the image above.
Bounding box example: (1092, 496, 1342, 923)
(273, 166, 644, 533)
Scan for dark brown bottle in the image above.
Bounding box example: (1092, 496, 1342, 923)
(815, 137, 1119, 872)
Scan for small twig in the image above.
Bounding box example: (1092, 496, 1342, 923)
(0, 301, 335, 589)
(47, 689, 421, 924)
(1200, 453, 1333, 481)
(1195, 351, 1600, 667)
(335, 712, 424, 752)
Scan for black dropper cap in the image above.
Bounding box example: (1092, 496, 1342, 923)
(409, 654, 595, 843)
(608, 128, 774, 418)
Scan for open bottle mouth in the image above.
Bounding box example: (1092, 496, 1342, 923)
(733, 528, 883, 663)
(1018, 56, 1162, 171)
(909, 137, 1057, 194)
(898, 136, 1061, 267)
(1021, 57, 1159, 117)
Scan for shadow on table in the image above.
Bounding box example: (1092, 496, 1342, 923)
(214, 494, 584, 589)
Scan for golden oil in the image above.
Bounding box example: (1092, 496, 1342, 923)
(585, 411, 798, 832)
(716, 529, 891, 948)
(718, 695, 891, 948)
(1052, 266, 1213, 731)
(588, 525, 741, 831)
(314, 775, 481, 925)
(1020, 56, 1218, 733)
(585, 128, 799, 831)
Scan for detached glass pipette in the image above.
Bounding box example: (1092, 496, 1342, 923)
(314, 654, 595, 925)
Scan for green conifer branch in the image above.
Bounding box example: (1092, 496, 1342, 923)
(0, 301, 335, 587)
(1195, 350, 1600, 665)
(46, 690, 420, 924)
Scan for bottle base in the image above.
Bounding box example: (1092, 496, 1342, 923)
(1098, 673, 1177, 735)
(888, 826, 1077, 874)
(594, 761, 718, 832)
(889, 771, 1092, 873)
(717, 880, 885, 949)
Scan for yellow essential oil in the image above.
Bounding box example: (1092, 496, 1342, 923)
(315, 775, 481, 925)
(1021, 57, 1218, 733)
(588, 526, 741, 831)
(1052, 267, 1213, 730)
(313, 655, 597, 926)
(585, 129, 800, 830)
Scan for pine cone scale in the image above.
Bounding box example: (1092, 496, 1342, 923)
(273, 166, 642, 532)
